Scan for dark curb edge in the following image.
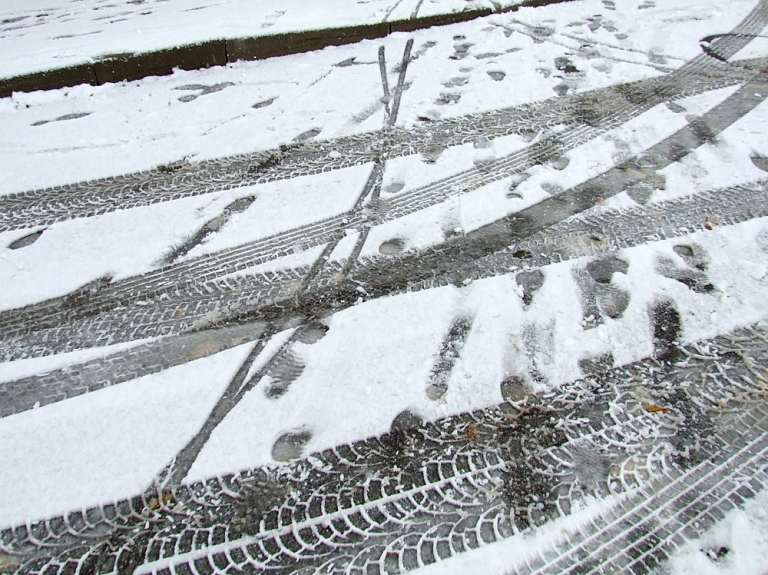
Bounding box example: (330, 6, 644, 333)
(0, 0, 575, 98)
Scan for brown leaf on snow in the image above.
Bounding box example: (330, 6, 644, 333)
(645, 404, 668, 414)
(147, 492, 174, 512)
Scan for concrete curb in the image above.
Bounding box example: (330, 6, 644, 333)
(0, 0, 575, 98)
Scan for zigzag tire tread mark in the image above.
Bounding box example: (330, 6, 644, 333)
(0, 54, 764, 344)
(0, 321, 266, 419)
(3, 324, 768, 574)
(2, 174, 767, 363)
(415, 180, 768, 291)
(0, 49, 762, 233)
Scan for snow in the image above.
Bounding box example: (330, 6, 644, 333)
(666, 489, 768, 575)
(0, 338, 155, 384)
(179, 215, 768, 485)
(186, 164, 371, 261)
(415, 487, 768, 574)
(186, 286, 461, 482)
(412, 493, 625, 574)
(0, 343, 253, 527)
(2, 0, 758, 195)
(0, 0, 511, 80)
(655, 93, 768, 203)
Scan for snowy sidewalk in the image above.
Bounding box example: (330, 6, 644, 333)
(0, 0, 535, 95)
(2, 0, 768, 573)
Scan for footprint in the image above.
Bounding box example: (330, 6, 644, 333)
(602, 0, 616, 10)
(507, 173, 531, 198)
(578, 352, 614, 376)
(379, 238, 406, 255)
(264, 347, 305, 398)
(554, 57, 579, 74)
(666, 101, 687, 114)
(540, 182, 564, 195)
(350, 101, 382, 125)
(260, 9, 286, 29)
(252, 97, 276, 109)
(426, 316, 473, 400)
(551, 155, 570, 171)
(750, 153, 768, 172)
(500, 375, 529, 401)
(390, 409, 423, 431)
(625, 173, 666, 204)
(163, 196, 256, 263)
(8, 229, 44, 250)
(296, 321, 329, 344)
(1, 16, 29, 25)
(421, 144, 446, 163)
(32, 112, 91, 127)
(586, 256, 628, 284)
(334, 57, 359, 67)
(293, 127, 322, 142)
(573, 256, 631, 329)
(585, 17, 601, 32)
(553, 84, 570, 97)
(450, 42, 474, 60)
(656, 243, 714, 293)
(262, 323, 329, 399)
(271, 430, 312, 461)
(638, 0, 655, 8)
(382, 181, 405, 195)
(515, 269, 545, 306)
(649, 299, 681, 361)
(411, 41, 437, 60)
(487, 70, 506, 81)
(672, 243, 709, 271)
(435, 93, 461, 106)
(531, 25, 555, 37)
(443, 76, 469, 88)
(174, 82, 234, 103)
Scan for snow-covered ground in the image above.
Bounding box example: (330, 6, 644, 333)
(2, 0, 760, 193)
(0, 0, 519, 79)
(1, 0, 768, 573)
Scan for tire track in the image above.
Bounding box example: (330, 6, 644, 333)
(0, 62, 764, 354)
(2, 176, 766, 417)
(0, 320, 266, 419)
(2, 324, 767, 574)
(0, 56, 760, 234)
(3, 4, 768, 574)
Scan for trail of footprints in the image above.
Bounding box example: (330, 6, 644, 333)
(3, 323, 768, 574)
